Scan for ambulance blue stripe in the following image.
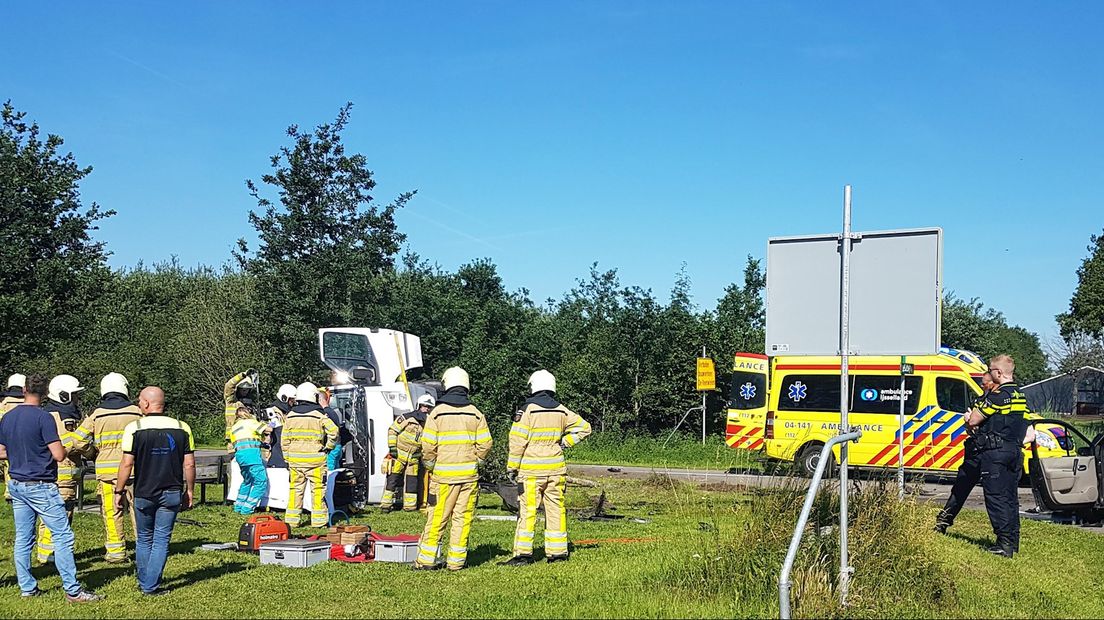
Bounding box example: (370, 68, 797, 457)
(950, 424, 969, 440)
(931, 415, 959, 438)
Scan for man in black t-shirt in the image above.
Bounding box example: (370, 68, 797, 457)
(116, 386, 195, 595)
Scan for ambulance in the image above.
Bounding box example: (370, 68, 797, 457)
(725, 348, 1069, 476)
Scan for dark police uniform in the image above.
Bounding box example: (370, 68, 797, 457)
(974, 382, 1028, 556)
(934, 400, 985, 532)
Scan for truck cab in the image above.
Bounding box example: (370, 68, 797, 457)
(320, 327, 437, 509)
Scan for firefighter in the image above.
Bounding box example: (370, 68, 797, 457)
(382, 393, 435, 512)
(281, 382, 338, 528)
(414, 368, 492, 571)
(37, 375, 86, 564)
(500, 370, 592, 566)
(967, 354, 1029, 558)
(230, 406, 271, 514)
(1, 373, 26, 500)
(264, 384, 296, 468)
(224, 370, 258, 452)
(70, 373, 142, 562)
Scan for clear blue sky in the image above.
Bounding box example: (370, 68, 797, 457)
(3, 2, 1101, 347)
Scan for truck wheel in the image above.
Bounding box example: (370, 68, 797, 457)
(797, 443, 834, 478)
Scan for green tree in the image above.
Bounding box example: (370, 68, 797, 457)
(235, 103, 412, 382)
(1058, 230, 1104, 338)
(0, 101, 112, 369)
(941, 295, 1046, 383)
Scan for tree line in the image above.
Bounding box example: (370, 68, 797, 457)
(2, 101, 1073, 443)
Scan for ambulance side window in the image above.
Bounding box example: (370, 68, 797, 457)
(936, 378, 973, 413)
(777, 375, 840, 411)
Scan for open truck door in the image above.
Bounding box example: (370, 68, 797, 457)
(726, 353, 769, 451)
(1027, 419, 1102, 517)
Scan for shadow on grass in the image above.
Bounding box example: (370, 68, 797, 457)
(160, 560, 250, 590)
(948, 531, 994, 550)
(464, 543, 510, 568)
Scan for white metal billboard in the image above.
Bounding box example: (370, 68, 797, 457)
(765, 227, 942, 356)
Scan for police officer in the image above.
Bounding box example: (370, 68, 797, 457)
(0, 373, 26, 500)
(934, 371, 996, 534)
(967, 355, 1029, 557)
(382, 393, 434, 512)
(71, 373, 143, 562)
(501, 370, 591, 565)
(223, 370, 258, 452)
(414, 367, 492, 571)
(37, 375, 86, 563)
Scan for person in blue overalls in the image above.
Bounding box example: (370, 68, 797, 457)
(229, 407, 271, 514)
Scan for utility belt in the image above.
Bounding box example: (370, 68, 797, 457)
(974, 433, 1015, 452)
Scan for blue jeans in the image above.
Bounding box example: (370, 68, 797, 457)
(133, 489, 181, 593)
(9, 481, 81, 595)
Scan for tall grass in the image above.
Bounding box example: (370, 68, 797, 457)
(658, 477, 958, 618)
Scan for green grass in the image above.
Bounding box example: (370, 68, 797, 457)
(1, 477, 1103, 618)
(566, 433, 762, 471)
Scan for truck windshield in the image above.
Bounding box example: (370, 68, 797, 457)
(321, 331, 380, 385)
(730, 371, 767, 409)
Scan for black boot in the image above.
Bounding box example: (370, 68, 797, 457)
(498, 555, 534, 566)
(933, 521, 950, 535)
(546, 554, 569, 563)
(987, 544, 1014, 558)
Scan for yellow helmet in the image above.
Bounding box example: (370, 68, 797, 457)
(442, 367, 470, 391)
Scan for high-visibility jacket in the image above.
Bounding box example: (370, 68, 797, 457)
(280, 403, 338, 468)
(0, 391, 24, 417)
(43, 402, 82, 493)
(71, 393, 142, 482)
(231, 418, 269, 452)
(223, 372, 254, 445)
(388, 410, 426, 463)
(975, 382, 1029, 451)
(421, 389, 492, 484)
(507, 392, 591, 477)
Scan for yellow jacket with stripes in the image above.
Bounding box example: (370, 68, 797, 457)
(280, 404, 339, 468)
(223, 371, 252, 445)
(72, 395, 142, 482)
(421, 392, 492, 484)
(0, 395, 23, 417)
(388, 412, 426, 463)
(507, 393, 591, 477)
(45, 410, 82, 490)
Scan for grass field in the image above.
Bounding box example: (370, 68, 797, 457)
(1, 475, 1103, 619)
(567, 434, 764, 471)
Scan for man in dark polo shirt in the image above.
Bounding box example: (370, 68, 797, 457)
(0, 374, 101, 602)
(116, 386, 195, 595)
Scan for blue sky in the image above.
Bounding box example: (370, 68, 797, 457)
(3, 2, 1101, 346)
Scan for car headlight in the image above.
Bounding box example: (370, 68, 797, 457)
(383, 391, 410, 410)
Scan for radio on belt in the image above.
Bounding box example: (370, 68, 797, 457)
(238, 514, 291, 553)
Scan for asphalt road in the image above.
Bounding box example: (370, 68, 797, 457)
(192, 449, 1099, 530)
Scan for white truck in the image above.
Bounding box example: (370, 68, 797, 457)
(228, 327, 437, 516)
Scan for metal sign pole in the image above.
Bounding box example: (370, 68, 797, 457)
(702, 345, 707, 445)
(898, 356, 906, 499)
(838, 185, 853, 606)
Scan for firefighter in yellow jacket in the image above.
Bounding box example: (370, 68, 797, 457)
(382, 393, 434, 512)
(281, 382, 338, 527)
(1, 373, 26, 500)
(37, 375, 87, 564)
(224, 370, 258, 452)
(70, 373, 143, 562)
(414, 367, 492, 571)
(501, 370, 591, 566)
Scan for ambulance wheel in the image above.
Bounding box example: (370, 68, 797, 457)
(797, 443, 834, 478)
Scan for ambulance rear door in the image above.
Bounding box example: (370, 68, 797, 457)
(726, 353, 769, 451)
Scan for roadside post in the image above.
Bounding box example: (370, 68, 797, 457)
(766, 186, 942, 615)
(696, 348, 715, 445)
(898, 356, 914, 499)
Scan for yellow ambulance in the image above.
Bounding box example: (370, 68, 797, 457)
(725, 348, 1068, 475)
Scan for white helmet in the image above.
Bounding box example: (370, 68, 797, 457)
(295, 381, 319, 404)
(416, 394, 436, 408)
(48, 375, 85, 404)
(528, 369, 556, 394)
(277, 384, 296, 402)
(7, 373, 26, 389)
(442, 367, 470, 391)
(100, 372, 130, 397)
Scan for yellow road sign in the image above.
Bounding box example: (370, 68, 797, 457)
(696, 357, 716, 391)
